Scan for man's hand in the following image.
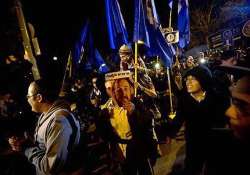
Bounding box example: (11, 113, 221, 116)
(122, 100, 135, 116)
(8, 136, 26, 152)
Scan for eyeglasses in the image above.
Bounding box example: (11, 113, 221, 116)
(26, 93, 38, 99)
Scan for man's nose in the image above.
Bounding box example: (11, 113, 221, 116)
(225, 104, 238, 120)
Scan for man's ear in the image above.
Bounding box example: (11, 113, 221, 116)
(36, 94, 43, 103)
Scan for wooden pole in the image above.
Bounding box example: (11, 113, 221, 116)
(167, 67, 176, 119)
(59, 51, 72, 97)
(14, 0, 40, 80)
(134, 42, 138, 97)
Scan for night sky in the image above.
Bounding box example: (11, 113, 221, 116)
(0, 0, 230, 78)
(0, 0, 177, 58)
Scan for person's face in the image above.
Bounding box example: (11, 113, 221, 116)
(155, 67, 162, 75)
(105, 80, 113, 97)
(92, 78, 98, 88)
(225, 77, 250, 140)
(27, 82, 41, 113)
(186, 75, 202, 94)
(114, 79, 133, 106)
(199, 52, 204, 58)
(90, 98, 99, 108)
(186, 56, 194, 68)
(119, 52, 131, 62)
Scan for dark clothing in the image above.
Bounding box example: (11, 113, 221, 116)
(213, 69, 232, 99)
(0, 151, 35, 175)
(172, 90, 228, 175)
(206, 129, 250, 175)
(97, 100, 158, 175)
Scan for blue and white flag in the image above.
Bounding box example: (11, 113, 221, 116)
(146, 0, 160, 27)
(168, 0, 173, 9)
(146, 25, 175, 67)
(178, 0, 190, 48)
(133, 0, 175, 67)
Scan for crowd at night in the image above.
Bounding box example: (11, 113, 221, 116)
(0, 0, 250, 175)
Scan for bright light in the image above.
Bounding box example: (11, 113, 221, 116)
(199, 58, 206, 64)
(155, 62, 161, 69)
(100, 63, 106, 67)
(53, 56, 58, 61)
(137, 40, 144, 44)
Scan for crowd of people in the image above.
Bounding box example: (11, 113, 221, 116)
(0, 44, 250, 175)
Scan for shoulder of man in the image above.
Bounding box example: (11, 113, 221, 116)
(54, 109, 73, 118)
(53, 109, 79, 125)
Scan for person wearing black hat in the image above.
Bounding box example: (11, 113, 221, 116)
(170, 65, 229, 175)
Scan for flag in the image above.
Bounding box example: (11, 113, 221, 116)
(145, 0, 160, 27)
(168, 0, 173, 9)
(73, 21, 109, 73)
(73, 20, 89, 65)
(105, 0, 129, 50)
(133, 0, 175, 67)
(133, 0, 150, 46)
(146, 25, 175, 67)
(87, 32, 109, 73)
(178, 0, 190, 48)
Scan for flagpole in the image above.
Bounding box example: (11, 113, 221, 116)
(169, 6, 172, 28)
(168, 0, 173, 32)
(167, 67, 176, 119)
(14, 0, 41, 80)
(134, 42, 138, 97)
(59, 51, 72, 97)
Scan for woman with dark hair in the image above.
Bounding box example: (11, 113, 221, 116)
(171, 65, 229, 175)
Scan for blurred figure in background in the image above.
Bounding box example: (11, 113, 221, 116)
(206, 65, 250, 175)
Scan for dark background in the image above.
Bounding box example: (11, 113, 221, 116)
(0, 0, 228, 79)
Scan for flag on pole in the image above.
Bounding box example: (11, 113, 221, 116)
(86, 32, 109, 73)
(73, 20, 89, 65)
(133, 0, 150, 46)
(178, 0, 190, 48)
(145, 0, 160, 27)
(144, 25, 175, 67)
(168, 0, 173, 9)
(73, 21, 109, 73)
(105, 0, 129, 50)
(133, 0, 175, 67)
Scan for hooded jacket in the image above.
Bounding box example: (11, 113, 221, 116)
(25, 100, 80, 175)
